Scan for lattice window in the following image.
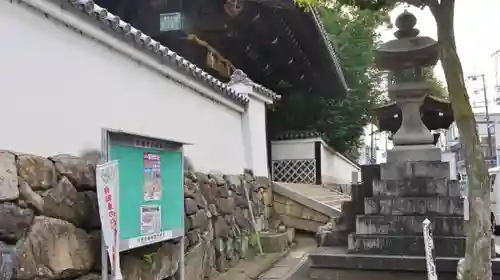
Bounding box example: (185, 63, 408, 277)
(272, 159, 316, 184)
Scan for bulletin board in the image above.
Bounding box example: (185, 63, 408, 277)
(101, 129, 185, 251)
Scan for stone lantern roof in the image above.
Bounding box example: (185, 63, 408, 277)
(375, 10, 439, 70)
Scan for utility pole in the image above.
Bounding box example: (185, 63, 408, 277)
(468, 74, 494, 162)
(492, 49, 500, 97)
(480, 74, 494, 161)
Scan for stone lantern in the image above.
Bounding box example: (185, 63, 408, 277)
(375, 10, 443, 161)
(309, 10, 499, 280)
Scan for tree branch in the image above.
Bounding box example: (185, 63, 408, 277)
(420, 0, 440, 18)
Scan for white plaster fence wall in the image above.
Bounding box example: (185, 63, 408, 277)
(228, 83, 272, 177)
(271, 138, 360, 185)
(0, 0, 271, 176)
(271, 139, 315, 161)
(271, 139, 316, 184)
(320, 142, 360, 185)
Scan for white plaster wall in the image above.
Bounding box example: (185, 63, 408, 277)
(0, 1, 247, 174)
(442, 152, 457, 180)
(271, 140, 315, 161)
(246, 96, 269, 177)
(228, 83, 271, 177)
(321, 143, 360, 184)
(321, 145, 331, 183)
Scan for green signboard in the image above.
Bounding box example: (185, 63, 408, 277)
(101, 129, 185, 251)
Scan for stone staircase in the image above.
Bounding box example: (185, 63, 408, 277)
(347, 161, 471, 257)
(272, 182, 351, 232)
(308, 161, 500, 280)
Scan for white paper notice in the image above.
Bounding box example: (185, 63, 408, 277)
(140, 205, 161, 235)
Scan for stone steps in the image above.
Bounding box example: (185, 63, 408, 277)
(364, 196, 464, 216)
(373, 179, 460, 197)
(356, 215, 464, 236)
(381, 161, 450, 181)
(347, 234, 466, 257)
(309, 246, 500, 274)
(272, 182, 349, 218)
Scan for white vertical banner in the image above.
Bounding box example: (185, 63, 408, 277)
(96, 161, 123, 280)
(456, 258, 465, 280)
(422, 218, 438, 280)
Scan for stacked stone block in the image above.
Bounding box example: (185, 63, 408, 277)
(273, 193, 330, 233)
(347, 161, 468, 257)
(184, 171, 268, 275)
(0, 150, 275, 280)
(315, 165, 379, 247)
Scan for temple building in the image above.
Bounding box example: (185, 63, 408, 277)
(93, 0, 348, 98)
(89, 0, 358, 183)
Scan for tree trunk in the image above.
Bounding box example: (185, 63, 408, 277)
(433, 1, 492, 279)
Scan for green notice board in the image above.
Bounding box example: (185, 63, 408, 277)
(103, 129, 185, 251)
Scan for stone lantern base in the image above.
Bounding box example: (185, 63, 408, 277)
(387, 144, 442, 162)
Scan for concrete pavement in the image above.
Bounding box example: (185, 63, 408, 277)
(258, 234, 317, 280)
(258, 234, 500, 280)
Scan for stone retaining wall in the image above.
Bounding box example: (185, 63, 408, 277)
(272, 193, 329, 232)
(0, 150, 273, 280)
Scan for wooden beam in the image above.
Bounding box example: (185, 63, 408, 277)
(270, 9, 312, 69)
(230, 4, 311, 89)
(179, 1, 314, 93)
(190, 14, 232, 31)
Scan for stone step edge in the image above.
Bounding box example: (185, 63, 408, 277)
(355, 214, 466, 221)
(309, 247, 500, 274)
(380, 161, 450, 180)
(364, 196, 464, 216)
(350, 234, 465, 240)
(347, 234, 465, 257)
(366, 196, 464, 199)
(356, 214, 465, 218)
(374, 178, 457, 182)
(355, 214, 465, 236)
(348, 234, 495, 257)
(373, 179, 460, 197)
(373, 178, 458, 185)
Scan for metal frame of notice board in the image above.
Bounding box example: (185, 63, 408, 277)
(100, 128, 187, 280)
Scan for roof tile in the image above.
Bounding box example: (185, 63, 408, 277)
(67, 0, 254, 105)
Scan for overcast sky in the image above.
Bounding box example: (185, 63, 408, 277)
(380, 1, 500, 112)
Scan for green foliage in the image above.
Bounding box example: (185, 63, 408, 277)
(315, 5, 390, 154)
(269, 3, 388, 155)
(423, 67, 449, 100)
(296, 0, 398, 12)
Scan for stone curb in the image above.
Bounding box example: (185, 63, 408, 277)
(249, 246, 294, 280)
(279, 251, 310, 280)
(214, 245, 294, 280)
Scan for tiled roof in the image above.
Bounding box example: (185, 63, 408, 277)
(253, 84, 282, 101)
(228, 70, 281, 101)
(310, 7, 349, 93)
(274, 130, 327, 141)
(65, 0, 250, 105)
